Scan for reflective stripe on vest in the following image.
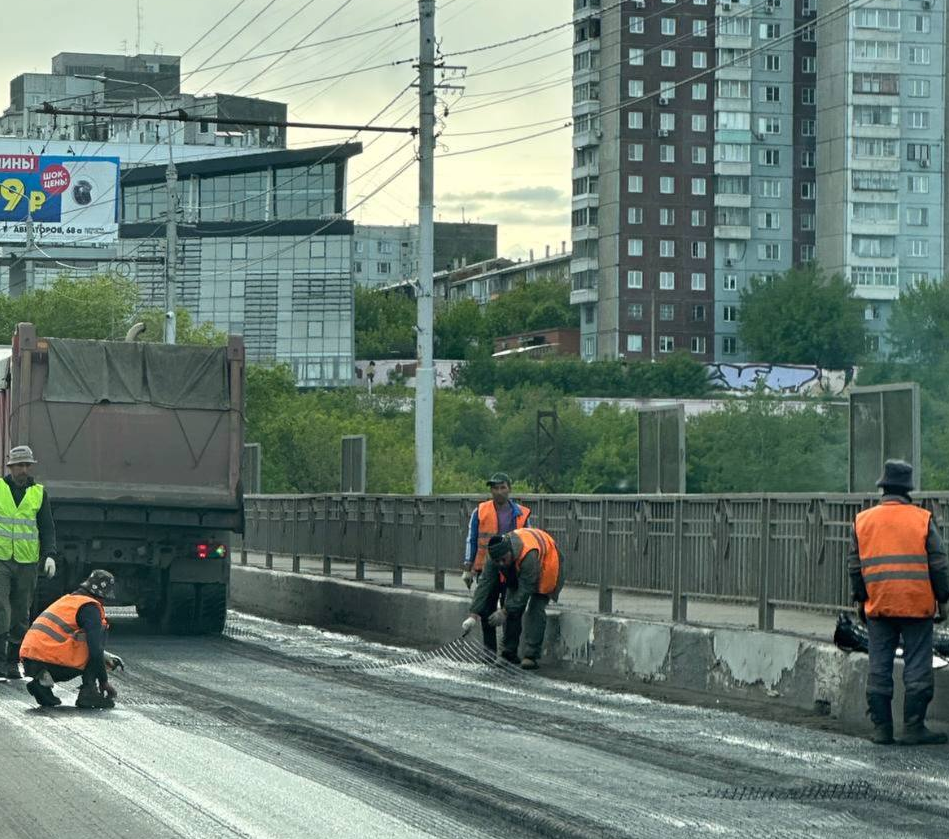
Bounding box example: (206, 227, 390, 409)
(856, 501, 935, 619)
(474, 500, 531, 572)
(0, 481, 43, 564)
(20, 594, 107, 670)
(513, 527, 560, 596)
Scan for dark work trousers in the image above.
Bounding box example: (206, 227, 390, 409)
(475, 574, 507, 653)
(22, 658, 97, 688)
(867, 617, 935, 701)
(0, 560, 39, 661)
(502, 594, 550, 661)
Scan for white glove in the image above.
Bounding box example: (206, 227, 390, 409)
(461, 616, 477, 637)
(461, 569, 473, 589)
(43, 557, 56, 578)
(104, 651, 125, 673)
(487, 608, 507, 628)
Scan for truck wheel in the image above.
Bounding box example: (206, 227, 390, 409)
(196, 584, 227, 635)
(160, 583, 198, 635)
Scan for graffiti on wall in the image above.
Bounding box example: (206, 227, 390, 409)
(706, 363, 855, 395)
(354, 360, 464, 389)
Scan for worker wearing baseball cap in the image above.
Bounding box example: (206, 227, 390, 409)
(0, 446, 57, 681)
(461, 472, 531, 655)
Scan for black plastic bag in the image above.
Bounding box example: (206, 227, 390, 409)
(834, 612, 869, 654)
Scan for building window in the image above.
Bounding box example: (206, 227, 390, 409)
(692, 82, 707, 100)
(911, 13, 931, 32)
(660, 240, 676, 257)
(692, 146, 707, 164)
(910, 239, 930, 258)
(661, 17, 676, 35)
(628, 111, 644, 129)
(907, 143, 931, 162)
(765, 54, 780, 71)
(761, 85, 781, 103)
(854, 40, 899, 61)
(691, 241, 707, 259)
(691, 336, 707, 354)
(691, 178, 706, 196)
(628, 143, 643, 161)
(760, 149, 780, 166)
(691, 209, 707, 226)
(660, 145, 676, 163)
(800, 244, 815, 262)
(723, 337, 737, 355)
(628, 304, 643, 320)
(801, 56, 816, 73)
(659, 82, 676, 101)
(758, 244, 781, 261)
(659, 112, 675, 131)
(801, 22, 816, 40)
(692, 115, 707, 132)
(760, 23, 781, 39)
(691, 273, 706, 291)
(659, 304, 675, 321)
(907, 176, 929, 194)
(693, 19, 708, 36)
(659, 272, 676, 289)
(629, 16, 644, 33)
(692, 304, 706, 321)
(723, 305, 738, 323)
(628, 175, 643, 193)
(628, 270, 644, 288)
(908, 111, 930, 130)
(855, 8, 900, 29)
(353, 260, 362, 273)
(693, 51, 707, 68)
(801, 150, 815, 168)
(378, 262, 391, 274)
(759, 117, 781, 135)
(628, 207, 643, 224)
(800, 213, 815, 231)
(908, 47, 931, 65)
(660, 208, 675, 226)
(760, 180, 782, 198)
(661, 49, 676, 67)
(908, 272, 929, 286)
(628, 80, 644, 97)
(659, 336, 675, 353)
(800, 88, 815, 106)
(801, 119, 815, 137)
(723, 274, 737, 291)
(758, 211, 781, 230)
(628, 238, 644, 256)
(660, 176, 675, 194)
(909, 78, 931, 98)
(629, 48, 644, 65)
(801, 182, 816, 200)
(627, 334, 643, 353)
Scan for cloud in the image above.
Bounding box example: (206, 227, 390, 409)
(438, 186, 565, 205)
(479, 209, 569, 227)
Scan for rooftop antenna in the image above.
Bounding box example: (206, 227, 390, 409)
(136, 0, 144, 55)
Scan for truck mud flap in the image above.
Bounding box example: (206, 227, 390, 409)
(160, 583, 227, 636)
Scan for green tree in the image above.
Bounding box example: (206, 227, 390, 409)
(354, 287, 416, 359)
(483, 279, 578, 338)
(138, 307, 228, 346)
(886, 279, 949, 366)
(737, 266, 866, 368)
(434, 298, 486, 358)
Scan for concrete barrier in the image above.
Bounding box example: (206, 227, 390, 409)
(231, 565, 949, 732)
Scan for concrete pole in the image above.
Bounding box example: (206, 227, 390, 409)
(164, 150, 178, 345)
(415, 0, 436, 495)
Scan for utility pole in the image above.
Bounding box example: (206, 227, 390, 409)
(415, 0, 436, 496)
(164, 146, 178, 345)
(650, 288, 657, 362)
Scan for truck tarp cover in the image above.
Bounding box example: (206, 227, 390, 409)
(44, 339, 229, 410)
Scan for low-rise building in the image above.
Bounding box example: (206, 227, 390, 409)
(493, 327, 581, 358)
(436, 246, 571, 305)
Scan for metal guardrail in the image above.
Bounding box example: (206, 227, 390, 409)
(239, 493, 949, 630)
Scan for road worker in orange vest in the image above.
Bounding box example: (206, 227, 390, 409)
(461, 472, 531, 654)
(848, 460, 949, 746)
(462, 528, 564, 670)
(20, 569, 124, 709)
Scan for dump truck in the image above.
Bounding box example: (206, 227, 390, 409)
(0, 324, 245, 634)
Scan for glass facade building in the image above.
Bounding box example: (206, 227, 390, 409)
(119, 145, 360, 388)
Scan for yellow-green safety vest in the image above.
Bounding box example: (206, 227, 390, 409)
(0, 482, 43, 564)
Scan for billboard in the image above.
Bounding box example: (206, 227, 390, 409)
(638, 405, 686, 493)
(849, 383, 920, 492)
(0, 154, 120, 244)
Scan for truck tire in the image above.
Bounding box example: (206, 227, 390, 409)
(160, 583, 198, 635)
(196, 584, 227, 635)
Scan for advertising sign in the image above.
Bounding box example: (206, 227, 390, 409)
(0, 154, 120, 244)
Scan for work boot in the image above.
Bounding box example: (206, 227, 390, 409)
(4, 661, 22, 680)
(867, 694, 895, 745)
(5, 641, 22, 680)
(497, 650, 520, 666)
(900, 692, 947, 745)
(75, 685, 115, 710)
(26, 679, 60, 708)
(520, 658, 539, 671)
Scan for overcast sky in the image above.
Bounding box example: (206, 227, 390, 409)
(0, 0, 572, 259)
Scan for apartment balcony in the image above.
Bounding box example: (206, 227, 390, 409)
(571, 287, 599, 305)
(572, 193, 599, 209)
(715, 65, 752, 82)
(850, 221, 898, 236)
(852, 124, 900, 139)
(572, 162, 599, 179)
(572, 129, 601, 149)
(714, 193, 752, 208)
(571, 223, 599, 242)
(714, 161, 751, 177)
(714, 225, 751, 240)
(851, 283, 899, 302)
(851, 92, 899, 107)
(716, 33, 752, 50)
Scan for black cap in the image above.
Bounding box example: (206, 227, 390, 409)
(79, 569, 116, 601)
(487, 472, 512, 487)
(488, 535, 512, 560)
(877, 459, 914, 493)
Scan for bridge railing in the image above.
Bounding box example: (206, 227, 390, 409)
(239, 493, 949, 630)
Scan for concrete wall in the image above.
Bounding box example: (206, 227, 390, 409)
(232, 565, 949, 734)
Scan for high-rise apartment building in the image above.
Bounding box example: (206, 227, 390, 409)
(817, 0, 945, 354)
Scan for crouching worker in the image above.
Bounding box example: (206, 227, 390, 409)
(20, 569, 123, 709)
(463, 528, 564, 670)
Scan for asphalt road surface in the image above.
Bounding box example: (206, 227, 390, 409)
(1, 611, 948, 839)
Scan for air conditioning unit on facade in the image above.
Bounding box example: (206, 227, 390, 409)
(633, 0, 645, 7)
(725, 258, 736, 266)
(658, 97, 669, 106)
(922, 0, 933, 9)
(919, 158, 931, 168)
(657, 128, 671, 137)
(721, 2, 732, 10)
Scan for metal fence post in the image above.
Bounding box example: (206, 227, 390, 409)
(291, 497, 301, 573)
(758, 497, 775, 631)
(434, 498, 445, 591)
(598, 500, 613, 614)
(671, 497, 687, 623)
(323, 496, 333, 576)
(264, 500, 274, 569)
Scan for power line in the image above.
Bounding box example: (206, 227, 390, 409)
(442, 21, 573, 57)
(244, 58, 417, 98)
(181, 0, 251, 58)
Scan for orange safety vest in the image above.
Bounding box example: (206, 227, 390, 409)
(856, 501, 936, 619)
(513, 527, 560, 596)
(20, 594, 108, 670)
(474, 500, 531, 572)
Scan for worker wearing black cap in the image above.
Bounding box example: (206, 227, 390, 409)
(461, 472, 531, 654)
